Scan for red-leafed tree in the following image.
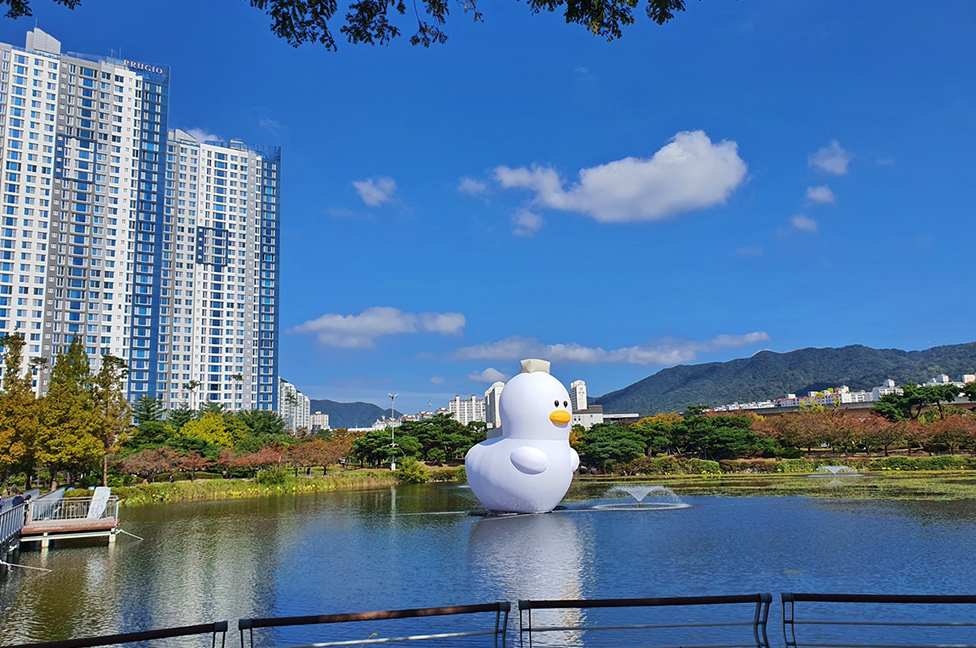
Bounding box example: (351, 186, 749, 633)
(179, 452, 213, 481)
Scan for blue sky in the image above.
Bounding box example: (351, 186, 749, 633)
(6, 0, 975, 414)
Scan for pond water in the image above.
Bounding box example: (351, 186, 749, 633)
(2, 484, 975, 645)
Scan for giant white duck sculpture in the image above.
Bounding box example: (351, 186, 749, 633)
(465, 359, 580, 513)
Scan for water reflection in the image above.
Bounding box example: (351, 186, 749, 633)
(471, 513, 590, 646)
(4, 489, 976, 645)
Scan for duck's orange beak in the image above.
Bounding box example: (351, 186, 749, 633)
(550, 410, 571, 425)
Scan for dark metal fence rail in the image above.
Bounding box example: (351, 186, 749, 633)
(238, 602, 510, 648)
(0, 503, 25, 554)
(782, 592, 976, 648)
(0, 621, 228, 648)
(7, 593, 976, 648)
(519, 593, 773, 648)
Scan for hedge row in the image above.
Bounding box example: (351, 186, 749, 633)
(616, 456, 722, 475)
(715, 456, 976, 473)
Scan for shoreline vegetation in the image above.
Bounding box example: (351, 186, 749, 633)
(7, 355, 976, 507)
(59, 457, 976, 505)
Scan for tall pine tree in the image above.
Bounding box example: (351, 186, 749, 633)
(37, 337, 101, 489)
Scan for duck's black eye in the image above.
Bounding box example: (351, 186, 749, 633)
(563, 400, 569, 408)
(554, 400, 559, 407)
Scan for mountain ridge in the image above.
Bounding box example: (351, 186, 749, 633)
(592, 342, 976, 416)
(308, 399, 401, 429)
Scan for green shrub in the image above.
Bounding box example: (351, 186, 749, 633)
(191, 471, 223, 480)
(255, 466, 288, 486)
(395, 458, 431, 484)
(616, 456, 721, 475)
(869, 456, 919, 471)
(777, 447, 805, 459)
(778, 458, 813, 473)
(920, 455, 967, 470)
(426, 466, 462, 482)
(618, 457, 653, 474)
(650, 456, 683, 474)
(684, 458, 721, 474)
(718, 459, 745, 473)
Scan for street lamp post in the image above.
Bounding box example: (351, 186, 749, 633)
(388, 393, 399, 471)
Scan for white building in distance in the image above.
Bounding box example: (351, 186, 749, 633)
(570, 380, 587, 411)
(278, 378, 310, 433)
(711, 374, 976, 413)
(484, 382, 504, 428)
(448, 394, 485, 425)
(310, 411, 329, 432)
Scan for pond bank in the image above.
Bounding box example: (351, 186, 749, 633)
(572, 471, 976, 500)
(65, 469, 976, 506)
(67, 470, 400, 505)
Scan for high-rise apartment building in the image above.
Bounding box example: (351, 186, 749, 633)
(570, 380, 587, 412)
(0, 29, 280, 411)
(448, 394, 485, 426)
(278, 378, 310, 433)
(484, 381, 503, 429)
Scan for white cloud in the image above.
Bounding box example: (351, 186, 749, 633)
(419, 312, 467, 335)
(259, 118, 284, 138)
(806, 185, 836, 204)
(493, 130, 748, 223)
(458, 177, 487, 195)
(430, 376, 445, 385)
(353, 177, 397, 206)
(512, 209, 544, 237)
(454, 332, 769, 367)
(468, 368, 511, 384)
(808, 140, 852, 175)
(292, 306, 465, 348)
(185, 128, 219, 143)
(791, 214, 819, 233)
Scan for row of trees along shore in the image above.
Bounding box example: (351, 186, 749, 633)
(574, 382, 976, 473)
(5, 329, 976, 489)
(0, 332, 490, 489)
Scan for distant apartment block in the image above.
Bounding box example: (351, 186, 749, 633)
(448, 394, 485, 425)
(310, 411, 329, 432)
(710, 374, 976, 414)
(484, 381, 503, 428)
(0, 29, 281, 411)
(570, 379, 587, 411)
(278, 378, 309, 433)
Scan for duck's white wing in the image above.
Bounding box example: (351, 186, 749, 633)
(510, 446, 549, 474)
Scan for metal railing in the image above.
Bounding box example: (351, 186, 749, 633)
(25, 496, 119, 526)
(782, 593, 976, 648)
(0, 503, 25, 553)
(0, 621, 228, 648)
(238, 602, 511, 648)
(519, 593, 773, 648)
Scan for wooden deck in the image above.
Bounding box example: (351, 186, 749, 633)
(22, 518, 118, 536)
(17, 494, 121, 546)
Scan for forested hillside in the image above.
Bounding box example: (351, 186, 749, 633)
(593, 343, 976, 415)
(308, 399, 400, 429)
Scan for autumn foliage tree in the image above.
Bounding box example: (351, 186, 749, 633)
(0, 334, 40, 486)
(122, 447, 181, 482)
(179, 452, 213, 481)
(91, 354, 132, 486)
